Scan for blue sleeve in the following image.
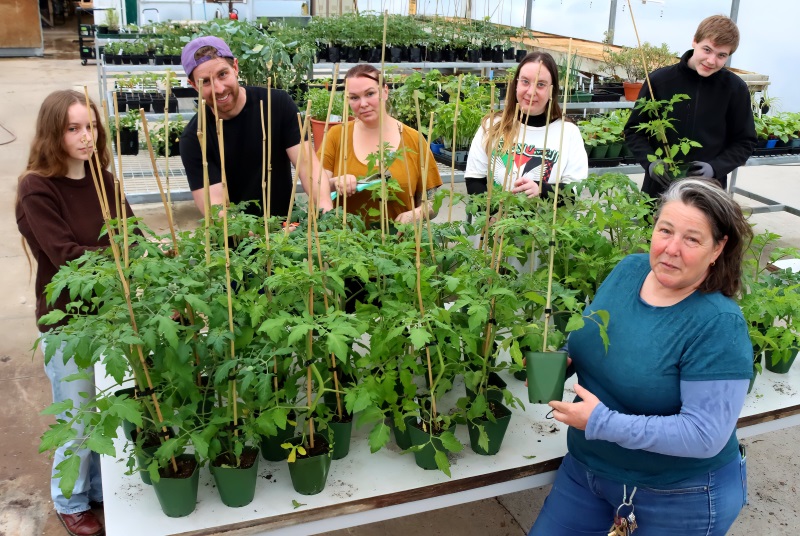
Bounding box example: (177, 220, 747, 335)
(585, 379, 748, 458)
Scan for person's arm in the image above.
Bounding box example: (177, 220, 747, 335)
(179, 123, 224, 216)
(20, 190, 105, 267)
(584, 379, 749, 458)
(705, 81, 757, 178)
(464, 119, 491, 195)
(288, 141, 333, 212)
(190, 183, 225, 216)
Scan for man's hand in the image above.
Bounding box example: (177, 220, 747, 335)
(511, 177, 541, 198)
(549, 383, 599, 431)
(647, 160, 672, 188)
(686, 161, 714, 179)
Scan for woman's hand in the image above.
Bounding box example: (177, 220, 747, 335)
(512, 177, 541, 198)
(549, 383, 599, 431)
(331, 174, 358, 197)
(395, 208, 421, 225)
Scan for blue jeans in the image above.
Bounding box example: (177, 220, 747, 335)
(41, 338, 103, 514)
(529, 450, 747, 536)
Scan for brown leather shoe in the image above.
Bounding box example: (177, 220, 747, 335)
(56, 510, 104, 536)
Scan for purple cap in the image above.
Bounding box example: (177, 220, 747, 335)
(181, 36, 234, 78)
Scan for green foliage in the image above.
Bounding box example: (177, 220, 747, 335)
(631, 94, 702, 177)
(601, 42, 677, 83)
(37, 173, 672, 487)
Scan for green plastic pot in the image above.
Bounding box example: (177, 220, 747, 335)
(525, 350, 568, 404)
(260, 414, 297, 462)
(286, 434, 332, 495)
(210, 446, 260, 508)
(151, 454, 200, 518)
(390, 415, 417, 451)
(135, 443, 159, 485)
(467, 402, 512, 456)
(591, 144, 609, 159)
(407, 421, 456, 470)
(765, 348, 799, 374)
(327, 412, 353, 460)
(606, 142, 623, 158)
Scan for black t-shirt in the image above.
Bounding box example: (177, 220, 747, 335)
(180, 86, 302, 217)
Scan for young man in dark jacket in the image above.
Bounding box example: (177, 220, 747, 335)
(624, 15, 756, 198)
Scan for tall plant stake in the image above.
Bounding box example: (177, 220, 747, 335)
(138, 111, 179, 254)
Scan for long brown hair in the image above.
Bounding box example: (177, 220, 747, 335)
(19, 90, 110, 186)
(483, 51, 563, 154)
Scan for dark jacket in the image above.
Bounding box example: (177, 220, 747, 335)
(624, 49, 756, 198)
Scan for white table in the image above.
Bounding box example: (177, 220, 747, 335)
(97, 358, 800, 536)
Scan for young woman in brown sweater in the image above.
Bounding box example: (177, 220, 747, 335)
(16, 90, 133, 536)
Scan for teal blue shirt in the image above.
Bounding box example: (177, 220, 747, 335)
(567, 254, 752, 487)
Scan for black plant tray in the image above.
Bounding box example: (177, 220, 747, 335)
(588, 157, 623, 168)
(752, 147, 792, 157)
(434, 151, 467, 170)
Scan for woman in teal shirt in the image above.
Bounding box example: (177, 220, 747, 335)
(530, 179, 753, 535)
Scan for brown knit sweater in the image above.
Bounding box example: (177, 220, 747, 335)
(16, 165, 133, 332)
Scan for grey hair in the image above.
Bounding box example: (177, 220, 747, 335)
(655, 179, 752, 297)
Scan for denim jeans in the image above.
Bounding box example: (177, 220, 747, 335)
(529, 450, 747, 536)
(41, 338, 103, 514)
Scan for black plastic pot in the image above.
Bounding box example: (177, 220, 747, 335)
(167, 97, 178, 113)
(427, 48, 442, 62)
(468, 49, 482, 63)
(481, 47, 492, 61)
(346, 47, 360, 63)
(516, 49, 527, 62)
(492, 46, 504, 63)
(118, 128, 139, 156)
(442, 47, 455, 62)
(151, 97, 165, 113)
(504, 47, 515, 60)
(154, 55, 168, 65)
(390, 46, 403, 63)
(409, 46, 422, 63)
(367, 46, 382, 63)
(126, 97, 141, 111)
(328, 45, 340, 63)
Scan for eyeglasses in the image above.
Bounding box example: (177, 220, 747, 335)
(518, 79, 551, 90)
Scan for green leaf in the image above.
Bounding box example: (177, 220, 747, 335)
(86, 429, 116, 457)
(107, 397, 142, 427)
(367, 422, 390, 453)
(355, 406, 384, 428)
(157, 315, 179, 348)
(292, 499, 306, 509)
(287, 323, 312, 346)
(564, 316, 585, 332)
(409, 327, 431, 349)
(434, 450, 451, 477)
(477, 426, 489, 453)
(439, 431, 463, 453)
(55, 455, 82, 499)
(41, 400, 74, 416)
(326, 332, 349, 361)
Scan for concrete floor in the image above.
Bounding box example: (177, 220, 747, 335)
(1, 17, 799, 536)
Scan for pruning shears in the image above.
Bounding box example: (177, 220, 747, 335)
(331, 172, 390, 200)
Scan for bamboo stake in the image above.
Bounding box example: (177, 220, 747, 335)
(340, 79, 351, 227)
(82, 88, 176, 472)
(624, 0, 671, 157)
(447, 75, 462, 222)
(163, 78, 173, 210)
(139, 111, 179, 254)
(542, 39, 574, 352)
(107, 97, 129, 267)
(378, 11, 389, 241)
(283, 108, 311, 236)
(196, 79, 211, 266)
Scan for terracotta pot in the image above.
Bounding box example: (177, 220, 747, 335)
(623, 81, 643, 102)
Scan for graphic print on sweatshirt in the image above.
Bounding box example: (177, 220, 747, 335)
(488, 142, 559, 187)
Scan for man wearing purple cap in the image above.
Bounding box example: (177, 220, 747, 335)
(179, 35, 332, 218)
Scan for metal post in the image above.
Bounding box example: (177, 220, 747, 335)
(727, 0, 740, 67)
(607, 0, 618, 43)
(525, 0, 533, 29)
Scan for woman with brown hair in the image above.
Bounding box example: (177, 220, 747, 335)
(318, 64, 442, 225)
(464, 51, 587, 199)
(16, 90, 133, 536)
